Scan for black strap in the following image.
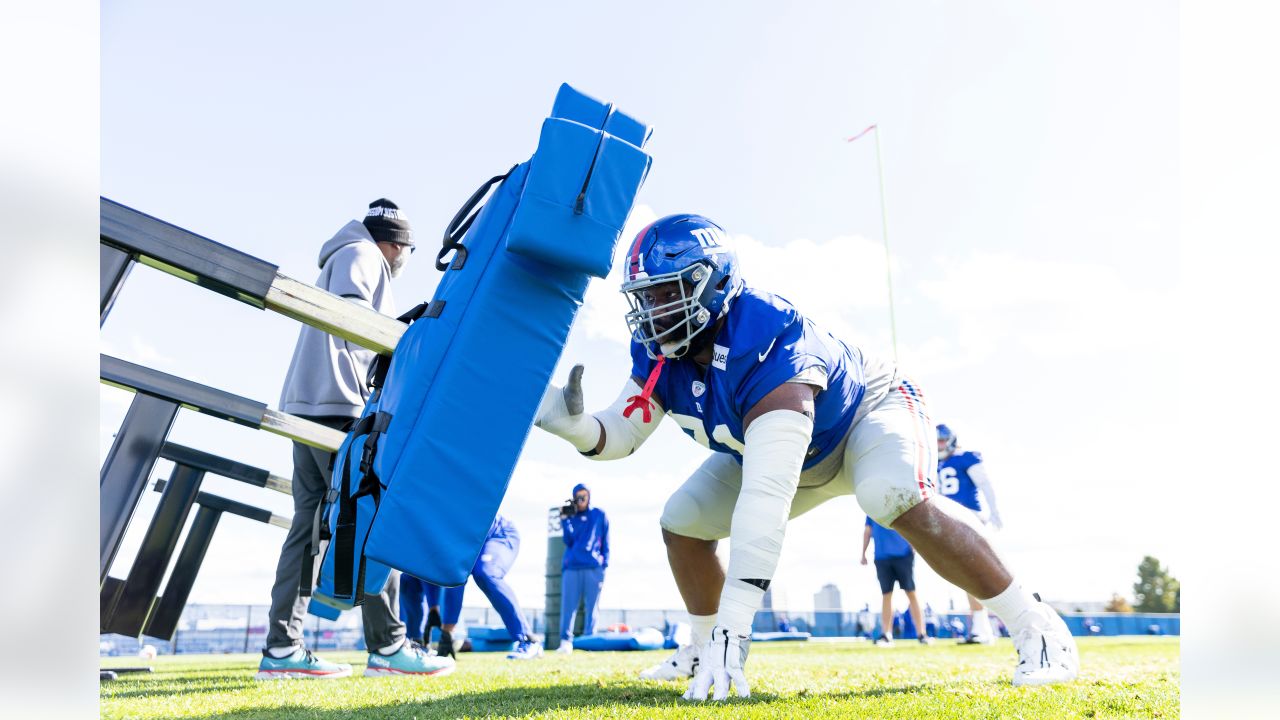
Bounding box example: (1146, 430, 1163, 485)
(435, 167, 516, 272)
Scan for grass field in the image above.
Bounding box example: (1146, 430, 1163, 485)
(101, 636, 1179, 719)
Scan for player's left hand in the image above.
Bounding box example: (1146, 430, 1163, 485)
(683, 626, 751, 701)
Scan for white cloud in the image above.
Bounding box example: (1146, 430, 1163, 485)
(918, 251, 1176, 361)
(733, 232, 893, 347)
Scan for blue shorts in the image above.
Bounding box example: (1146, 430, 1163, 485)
(874, 553, 915, 594)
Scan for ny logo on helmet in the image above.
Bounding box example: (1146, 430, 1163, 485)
(690, 227, 728, 249)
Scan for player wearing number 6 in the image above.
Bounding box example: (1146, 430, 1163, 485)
(535, 214, 1077, 700)
(936, 423, 1005, 644)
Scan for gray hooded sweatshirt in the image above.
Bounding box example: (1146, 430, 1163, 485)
(279, 221, 397, 418)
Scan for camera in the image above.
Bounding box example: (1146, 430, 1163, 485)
(560, 500, 575, 517)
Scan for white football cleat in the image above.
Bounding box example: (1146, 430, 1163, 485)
(555, 640, 573, 654)
(1011, 603, 1079, 686)
(639, 643, 699, 680)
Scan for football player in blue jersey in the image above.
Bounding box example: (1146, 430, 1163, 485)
(400, 514, 542, 661)
(936, 423, 1005, 644)
(535, 214, 1077, 700)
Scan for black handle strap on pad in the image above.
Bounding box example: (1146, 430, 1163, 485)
(435, 166, 516, 272)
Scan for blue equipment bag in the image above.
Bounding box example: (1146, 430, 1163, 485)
(308, 84, 651, 617)
(304, 389, 396, 618)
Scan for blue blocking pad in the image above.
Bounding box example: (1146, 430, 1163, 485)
(468, 625, 517, 650)
(573, 628, 666, 651)
(506, 118, 651, 278)
(307, 84, 651, 617)
(751, 631, 812, 642)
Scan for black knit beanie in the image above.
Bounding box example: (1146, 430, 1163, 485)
(363, 198, 413, 246)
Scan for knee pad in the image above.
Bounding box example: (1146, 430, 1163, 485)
(855, 472, 927, 527)
(659, 487, 728, 541)
(476, 562, 508, 582)
(659, 488, 702, 538)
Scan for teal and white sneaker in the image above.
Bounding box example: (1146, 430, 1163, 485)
(364, 641, 456, 677)
(506, 638, 543, 660)
(254, 648, 352, 680)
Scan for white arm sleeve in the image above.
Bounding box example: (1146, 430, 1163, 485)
(717, 409, 813, 634)
(586, 378, 665, 461)
(968, 461, 1002, 526)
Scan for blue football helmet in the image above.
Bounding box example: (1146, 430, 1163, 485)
(621, 214, 744, 359)
(936, 423, 957, 459)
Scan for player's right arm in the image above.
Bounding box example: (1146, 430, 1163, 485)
(533, 364, 664, 459)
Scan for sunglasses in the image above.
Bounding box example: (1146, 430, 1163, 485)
(574, 495, 589, 502)
(378, 240, 416, 254)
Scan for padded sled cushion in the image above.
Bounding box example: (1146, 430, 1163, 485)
(573, 627, 665, 651)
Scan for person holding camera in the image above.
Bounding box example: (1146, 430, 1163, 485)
(557, 483, 609, 653)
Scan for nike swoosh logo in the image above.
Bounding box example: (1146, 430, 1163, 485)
(758, 338, 777, 362)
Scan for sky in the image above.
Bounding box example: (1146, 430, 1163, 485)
(99, 1, 1180, 618)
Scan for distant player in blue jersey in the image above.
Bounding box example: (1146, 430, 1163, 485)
(936, 423, 1006, 644)
(535, 214, 1076, 700)
(861, 516, 930, 646)
(400, 514, 542, 661)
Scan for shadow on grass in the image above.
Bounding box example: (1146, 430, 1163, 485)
(102, 675, 258, 700)
(183, 682, 933, 719)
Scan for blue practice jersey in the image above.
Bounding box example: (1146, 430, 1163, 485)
(938, 451, 984, 512)
(630, 288, 867, 469)
(865, 516, 913, 560)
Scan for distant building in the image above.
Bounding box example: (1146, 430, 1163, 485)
(814, 583, 842, 612)
(813, 583, 844, 637)
(754, 587, 778, 633)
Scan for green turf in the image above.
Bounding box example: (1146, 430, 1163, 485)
(101, 636, 1179, 719)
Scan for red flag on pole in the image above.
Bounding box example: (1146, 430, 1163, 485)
(846, 124, 877, 143)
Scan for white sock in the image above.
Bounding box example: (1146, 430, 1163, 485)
(267, 645, 298, 659)
(980, 581, 1039, 634)
(972, 609, 993, 637)
(689, 612, 718, 648)
(377, 639, 405, 655)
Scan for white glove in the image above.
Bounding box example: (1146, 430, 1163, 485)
(683, 626, 751, 701)
(534, 364, 598, 452)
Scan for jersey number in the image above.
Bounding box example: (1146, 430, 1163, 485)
(939, 466, 959, 495)
(670, 413, 745, 452)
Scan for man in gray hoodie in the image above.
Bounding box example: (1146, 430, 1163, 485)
(257, 199, 455, 680)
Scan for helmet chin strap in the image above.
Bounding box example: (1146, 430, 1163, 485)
(674, 312, 722, 361)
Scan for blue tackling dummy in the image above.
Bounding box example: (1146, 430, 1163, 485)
(307, 84, 652, 619)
